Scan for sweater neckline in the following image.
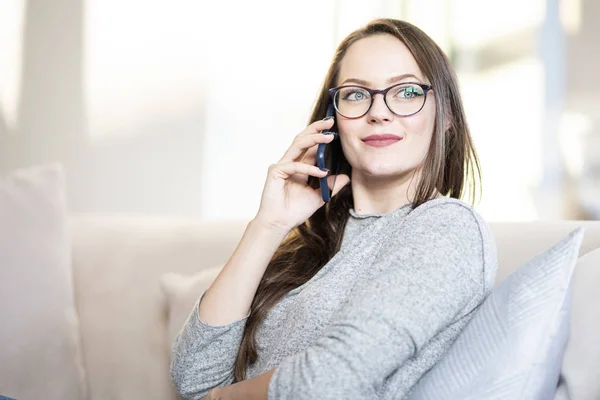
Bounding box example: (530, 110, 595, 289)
(348, 203, 413, 220)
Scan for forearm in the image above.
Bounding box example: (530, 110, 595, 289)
(207, 369, 275, 400)
(199, 217, 289, 325)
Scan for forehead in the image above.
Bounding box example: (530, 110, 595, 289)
(337, 34, 424, 86)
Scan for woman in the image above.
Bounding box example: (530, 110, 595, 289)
(171, 18, 498, 400)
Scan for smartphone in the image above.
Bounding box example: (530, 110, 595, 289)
(316, 104, 340, 203)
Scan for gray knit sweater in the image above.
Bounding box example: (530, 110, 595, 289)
(171, 197, 498, 399)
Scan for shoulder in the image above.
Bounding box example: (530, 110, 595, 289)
(408, 196, 480, 223)
(399, 196, 498, 291)
(361, 197, 495, 311)
(401, 197, 489, 242)
(403, 196, 494, 248)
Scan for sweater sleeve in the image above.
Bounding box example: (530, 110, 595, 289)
(268, 203, 488, 399)
(170, 292, 249, 400)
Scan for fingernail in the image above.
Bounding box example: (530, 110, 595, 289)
(323, 116, 334, 121)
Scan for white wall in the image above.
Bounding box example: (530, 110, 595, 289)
(0, 0, 402, 220)
(1, 0, 598, 221)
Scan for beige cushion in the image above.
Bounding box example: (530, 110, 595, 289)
(0, 163, 87, 399)
(69, 217, 246, 400)
(555, 247, 600, 399)
(490, 221, 600, 285)
(160, 266, 223, 347)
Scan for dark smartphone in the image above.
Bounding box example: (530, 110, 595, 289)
(316, 104, 340, 203)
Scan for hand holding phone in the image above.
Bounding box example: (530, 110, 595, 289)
(254, 116, 345, 233)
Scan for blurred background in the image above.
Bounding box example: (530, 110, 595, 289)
(0, 0, 598, 222)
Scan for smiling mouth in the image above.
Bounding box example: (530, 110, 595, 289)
(362, 137, 403, 148)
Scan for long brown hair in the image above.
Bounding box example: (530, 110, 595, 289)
(233, 18, 481, 381)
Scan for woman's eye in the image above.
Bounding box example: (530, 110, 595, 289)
(343, 90, 369, 101)
(395, 85, 423, 99)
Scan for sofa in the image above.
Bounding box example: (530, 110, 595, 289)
(2, 163, 600, 400)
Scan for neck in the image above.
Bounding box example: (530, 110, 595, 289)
(350, 169, 430, 215)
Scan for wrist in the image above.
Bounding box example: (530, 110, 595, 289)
(251, 215, 292, 238)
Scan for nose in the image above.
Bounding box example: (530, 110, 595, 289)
(367, 93, 394, 123)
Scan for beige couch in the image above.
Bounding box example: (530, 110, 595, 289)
(64, 215, 600, 400)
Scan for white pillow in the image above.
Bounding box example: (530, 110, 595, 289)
(0, 163, 87, 399)
(160, 266, 223, 346)
(408, 227, 584, 400)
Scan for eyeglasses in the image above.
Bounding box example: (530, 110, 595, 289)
(328, 82, 433, 119)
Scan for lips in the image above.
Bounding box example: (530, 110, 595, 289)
(362, 134, 403, 148)
(362, 134, 402, 141)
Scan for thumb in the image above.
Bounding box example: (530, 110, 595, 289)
(328, 174, 351, 197)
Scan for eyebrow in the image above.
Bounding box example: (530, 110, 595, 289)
(340, 73, 422, 86)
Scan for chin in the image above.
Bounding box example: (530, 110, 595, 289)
(367, 167, 416, 178)
(362, 165, 415, 179)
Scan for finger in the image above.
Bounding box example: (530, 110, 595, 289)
(299, 143, 319, 164)
(279, 133, 335, 163)
(304, 117, 335, 136)
(279, 118, 335, 161)
(270, 161, 329, 180)
(290, 145, 320, 185)
(292, 146, 320, 185)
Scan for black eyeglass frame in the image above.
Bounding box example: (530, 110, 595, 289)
(328, 82, 433, 119)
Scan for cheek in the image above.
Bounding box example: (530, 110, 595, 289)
(336, 119, 361, 150)
(336, 118, 356, 137)
(403, 101, 436, 139)
(336, 121, 361, 167)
